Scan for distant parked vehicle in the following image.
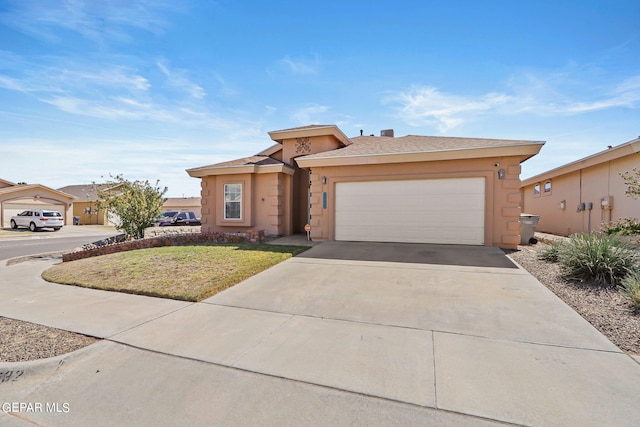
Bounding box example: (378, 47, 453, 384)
(10, 210, 64, 231)
(154, 211, 201, 226)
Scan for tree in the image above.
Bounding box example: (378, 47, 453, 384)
(96, 175, 167, 239)
(620, 168, 640, 199)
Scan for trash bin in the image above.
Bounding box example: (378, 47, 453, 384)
(73, 216, 81, 226)
(520, 214, 541, 245)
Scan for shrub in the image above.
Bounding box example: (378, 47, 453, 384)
(620, 270, 640, 312)
(557, 233, 640, 285)
(538, 240, 565, 262)
(601, 217, 640, 236)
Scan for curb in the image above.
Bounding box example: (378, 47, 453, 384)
(5, 252, 66, 266)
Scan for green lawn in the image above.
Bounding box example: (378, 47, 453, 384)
(42, 244, 309, 301)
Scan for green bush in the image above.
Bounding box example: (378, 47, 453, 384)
(620, 270, 640, 312)
(538, 240, 565, 262)
(601, 217, 640, 236)
(557, 233, 640, 285)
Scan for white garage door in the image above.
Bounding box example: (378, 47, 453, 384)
(2, 203, 64, 227)
(335, 178, 485, 245)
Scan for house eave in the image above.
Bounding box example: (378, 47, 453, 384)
(268, 125, 352, 147)
(0, 184, 77, 200)
(296, 143, 545, 168)
(256, 143, 282, 157)
(187, 163, 296, 178)
(521, 138, 640, 187)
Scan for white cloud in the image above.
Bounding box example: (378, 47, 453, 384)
(157, 60, 206, 99)
(291, 104, 329, 123)
(277, 55, 320, 75)
(561, 76, 640, 113)
(385, 86, 512, 132)
(0, 0, 177, 44)
(387, 73, 640, 132)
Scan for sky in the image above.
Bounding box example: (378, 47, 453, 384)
(0, 0, 639, 197)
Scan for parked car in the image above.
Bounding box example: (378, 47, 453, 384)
(154, 211, 201, 226)
(10, 210, 64, 231)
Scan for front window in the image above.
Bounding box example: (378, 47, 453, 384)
(224, 184, 242, 220)
(544, 181, 552, 194)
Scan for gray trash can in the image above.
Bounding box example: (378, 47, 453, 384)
(73, 216, 81, 226)
(520, 214, 541, 245)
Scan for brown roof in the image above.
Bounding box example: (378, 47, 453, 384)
(191, 156, 283, 170)
(163, 197, 201, 208)
(57, 184, 115, 201)
(299, 135, 545, 160)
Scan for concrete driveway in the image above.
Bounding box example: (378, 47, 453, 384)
(1, 241, 639, 426)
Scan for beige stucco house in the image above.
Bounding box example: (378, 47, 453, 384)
(0, 179, 75, 228)
(162, 197, 202, 218)
(57, 184, 115, 225)
(521, 136, 640, 236)
(187, 125, 544, 249)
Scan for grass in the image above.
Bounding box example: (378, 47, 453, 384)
(42, 244, 309, 301)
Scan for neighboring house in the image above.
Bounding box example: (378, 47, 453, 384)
(162, 197, 202, 218)
(187, 125, 544, 249)
(57, 184, 116, 226)
(521, 136, 640, 236)
(0, 179, 75, 227)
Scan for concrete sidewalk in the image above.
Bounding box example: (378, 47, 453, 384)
(1, 242, 640, 426)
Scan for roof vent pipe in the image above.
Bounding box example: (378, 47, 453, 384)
(381, 129, 394, 137)
(360, 129, 363, 136)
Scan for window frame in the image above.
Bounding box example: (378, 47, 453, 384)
(543, 180, 552, 195)
(533, 183, 541, 197)
(223, 183, 242, 220)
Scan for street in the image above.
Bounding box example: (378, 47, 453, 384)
(0, 226, 118, 262)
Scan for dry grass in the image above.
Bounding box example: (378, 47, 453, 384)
(42, 244, 309, 301)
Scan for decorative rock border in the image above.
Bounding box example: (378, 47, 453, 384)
(62, 230, 265, 262)
(143, 226, 201, 238)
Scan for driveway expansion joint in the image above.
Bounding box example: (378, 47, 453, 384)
(96, 339, 517, 425)
(206, 301, 623, 355)
(106, 302, 197, 339)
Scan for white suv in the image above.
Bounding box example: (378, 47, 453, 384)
(10, 210, 64, 232)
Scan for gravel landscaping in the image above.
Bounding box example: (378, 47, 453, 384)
(2, 241, 639, 362)
(0, 317, 98, 362)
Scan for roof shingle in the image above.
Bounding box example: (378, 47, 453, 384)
(299, 135, 544, 160)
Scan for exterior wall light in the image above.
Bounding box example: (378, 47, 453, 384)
(497, 169, 505, 180)
(560, 200, 566, 210)
(322, 176, 327, 184)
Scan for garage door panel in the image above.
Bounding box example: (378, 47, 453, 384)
(335, 178, 485, 245)
(337, 209, 485, 227)
(339, 195, 484, 212)
(338, 225, 484, 245)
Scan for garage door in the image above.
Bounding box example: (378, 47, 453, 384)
(2, 203, 64, 227)
(335, 178, 485, 245)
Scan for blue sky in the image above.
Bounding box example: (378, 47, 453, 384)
(1, 0, 638, 197)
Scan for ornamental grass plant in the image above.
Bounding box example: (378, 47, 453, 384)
(620, 270, 640, 312)
(555, 233, 640, 286)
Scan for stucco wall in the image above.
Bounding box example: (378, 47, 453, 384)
(72, 201, 107, 225)
(522, 154, 640, 236)
(281, 135, 341, 165)
(0, 190, 73, 227)
(199, 172, 292, 236)
(306, 156, 524, 249)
